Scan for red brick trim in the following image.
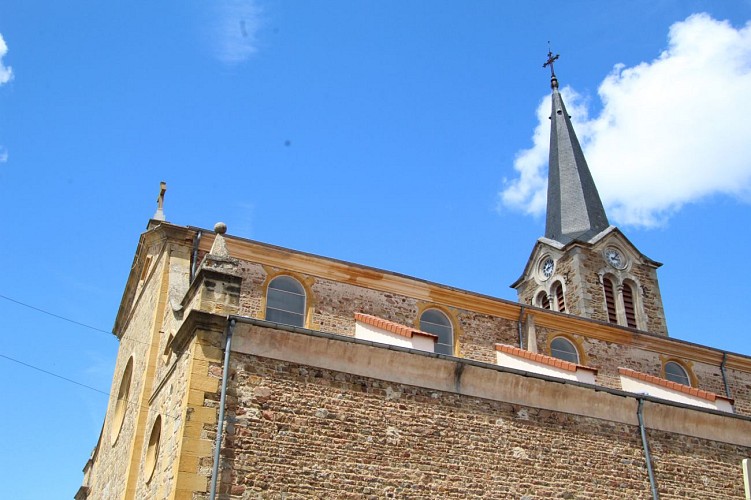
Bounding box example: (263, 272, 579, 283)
(355, 313, 438, 340)
(618, 367, 733, 404)
(495, 344, 597, 374)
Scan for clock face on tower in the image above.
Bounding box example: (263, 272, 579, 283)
(604, 248, 626, 269)
(540, 257, 555, 280)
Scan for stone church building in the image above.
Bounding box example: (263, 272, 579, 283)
(77, 63, 751, 499)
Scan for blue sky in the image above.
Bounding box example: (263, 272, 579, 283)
(1, 2, 751, 498)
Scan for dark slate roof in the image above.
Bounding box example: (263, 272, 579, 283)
(545, 86, 609, 244)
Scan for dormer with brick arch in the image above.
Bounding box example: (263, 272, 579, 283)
(511, 55, 668, 336)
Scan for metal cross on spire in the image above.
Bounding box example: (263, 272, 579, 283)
(153, 181, 167, 221)
(543, 43, 560, 89)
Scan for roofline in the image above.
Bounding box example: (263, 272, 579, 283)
(120, 222, 751, 372)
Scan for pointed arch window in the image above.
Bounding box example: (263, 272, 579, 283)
(266, 276, 306, 327)
(550, 337, 579, 364)
(602, 277, 617, 324)
(552, 281, 565, 313)
(622, 282, 637, 328)
(419, 309, 453, 355)
(536, 291, 550, 310)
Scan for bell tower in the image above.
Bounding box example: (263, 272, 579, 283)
(511, 51, 668, 336)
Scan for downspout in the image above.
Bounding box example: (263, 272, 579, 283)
(190, 230, 202, 282)
(637, 398, 660, 500)
(720, 352, 732, 400)
(517, 306, 526, 349)
(209, 318, 235, 499)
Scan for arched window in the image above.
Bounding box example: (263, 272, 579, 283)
(622, 282, 637, 328)
(550, 337, 579, 364)
(145, 415, 162, 482)
(420, 309, 453, 355)
(536, 291, 550, 310)
(552, 281, 565, 313)
(602, 277, 617, 324)
(266, 276, 306, 327)
(110, 356, 133, 445)
(664, 361, 690, 386)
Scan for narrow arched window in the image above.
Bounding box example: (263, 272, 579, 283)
(110, 356, 133, 445)
(145, 415, 162, 483)
(266, 276, 306, 327)
(622, 282, 637, 328)
(550, 337, 579, 364)
(552, 282, 565, 313)
(602, 277, 617, 324)
(420, 309, 453, 355)
(536, 291, 550, 310)
(664, 361, 690, 386)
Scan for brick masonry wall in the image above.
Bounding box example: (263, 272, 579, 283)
(533, 325, 751, 416)
(727, 367, 751, 416)
(206, 353, 748, 499)
(231, 262, 522, 363)
(228, 258, 751, 417)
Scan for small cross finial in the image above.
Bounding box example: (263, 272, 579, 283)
(153, 181, 167, 221)
(543, 43, 560, 89)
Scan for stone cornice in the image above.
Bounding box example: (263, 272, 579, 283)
(150, 223, 751, 374)
(114, 223, 196, 337)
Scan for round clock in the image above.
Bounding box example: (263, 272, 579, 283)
(540, 257, 554, 280)
(604, 248, 625, 269)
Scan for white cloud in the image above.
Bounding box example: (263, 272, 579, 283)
(500, 14, 751, 227)
(0, 33, 12, 85)
(212, 0, 262, 64)
(0, 146, 7, 163)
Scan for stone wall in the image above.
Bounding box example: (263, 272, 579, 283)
(209, 351, 748, 499)
(85, 239, 170, 499)
(219, 255, 750, 417)
(79, 224, 751, 499)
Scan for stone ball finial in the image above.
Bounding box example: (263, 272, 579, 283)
(214, 222, 227, 235)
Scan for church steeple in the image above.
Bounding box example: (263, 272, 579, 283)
(512, 50, 668, 337)
(543, 51, 609, 244)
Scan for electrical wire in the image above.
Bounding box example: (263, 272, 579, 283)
(0, 292, 153, 348)
(0, 353, 110, 396)
(0, 292, 112, 335)
(0, 351, 183, 423)
(0, 294, 185, 423)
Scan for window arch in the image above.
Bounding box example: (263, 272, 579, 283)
(536, 291, 550, 310)
(602, 277, 618, 324)
(419, 309, 454, 355)
(551, 281, 565, 313)
(144, 415, 162, 483)
(550, 337, 579, 364)
(622, 281, 637, 328)
(110, 356, 133, 445)
(664, 361, 691, 386)
(265, 275, 306, 327)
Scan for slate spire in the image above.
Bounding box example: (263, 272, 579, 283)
(543, 51, 609, 244)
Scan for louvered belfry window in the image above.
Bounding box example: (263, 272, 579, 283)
(553, 282, 566, 313)
(603, 278, 617, 324)
(537, 291, 550, 310)
(622, 283, 637, 328)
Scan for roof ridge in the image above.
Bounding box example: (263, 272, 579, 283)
(618, 367, 732, 403)
(354, 312, 437, 340)
(495, 343, 596, 374)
